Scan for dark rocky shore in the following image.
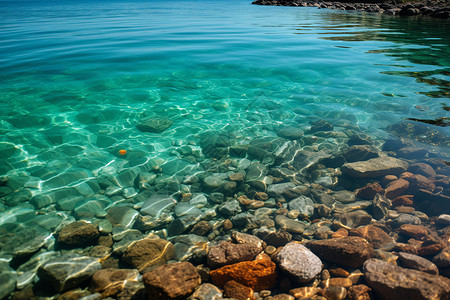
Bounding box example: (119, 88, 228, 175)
(252, 0, 450, 18)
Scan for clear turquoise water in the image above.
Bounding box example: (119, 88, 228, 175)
(1, 0, 450, 256)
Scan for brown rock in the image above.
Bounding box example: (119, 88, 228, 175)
(323, 286, 347, 300)
(207, 241, 261, 269)
(122, 238, 174, 273)
(348, 284, 372, 300)
(331, 228, 348, 238)
(307, 236, 375, 268)
(399, 224, 429, 240)
(392, 195, 414, 206)
(255, 192, 269, 201)
(356, 183, 384, 200)
(408, 163, 436, 179)
(57, 220, 99, 246)
(262, 230, 292, 247)
(363, 258, 450, 300)
(398, 252, 439, 275)
(190, 220, 212, 236)
(320, 277, 353, 288)
(224, 280, 255, 300)
(349, 225, 393, 249)
(406, 174, 436, 193)
(210, 253, 277, 291)
(142, 262, 201, 300)
(385, 179, 409, 199)
(328, 268, 349, 278)
(394, 205, 415, 213)
(380, 175, 398, 187)
(229, 173, 245, 182)
(417, 243, 444, 256)
(223, 219, 233, 231)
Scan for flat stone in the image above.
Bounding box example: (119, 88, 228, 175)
(276, 242, 322, 282)
(210, 253, 277, 292)
(391, 214, 421, 227)
(136, 116, 173, 133)
(207, 241, 261, 269)
(277, 126, 304, 140)
(408, 163, 436, 178)
(172, 234, 209, 262)
(140, 194, 177, 218)
(38, 254, 101, 292)
(260, 229, 292, 247)
(122, 238, 174, 273)
(337, 210, 372, 229)
(57, 220, 99, 246)
(16, 251, 59, 289)
(224, 280, 255, 300)
(398, 252, 439, 275)
(307, 236, 375, 268)
(0, 222, 51, 257)
(341, 157, 408, 178)
(142, 262, 201, 300)
(385, 179, 409, 199)
(363, 258, 450, 300)
(90, 268, 140, 293)
(343, 145, 379, 163)
(267, 182, 297, 198)
(217, 199, 242, 216)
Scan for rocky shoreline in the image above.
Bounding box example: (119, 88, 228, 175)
(252, 0, 450, 18)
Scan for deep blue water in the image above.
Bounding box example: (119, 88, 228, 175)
(0, 0, 449, 295)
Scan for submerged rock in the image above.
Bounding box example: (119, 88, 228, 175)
(57, 220, 99, 246)
(122, 238, 174, 273)
(307, 236, 375, 268)
(143, 262, 201, 300)
(341, 156, 408, 178)
(363, 258, 450, 300)
(276, 242, 322, 282)
(136, 116, 173, 133)
(207, 241, 261, 269)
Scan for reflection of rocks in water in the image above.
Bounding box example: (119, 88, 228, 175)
(388, 121, 450, 147)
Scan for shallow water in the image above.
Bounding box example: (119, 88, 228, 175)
(0, 0, 449, 296)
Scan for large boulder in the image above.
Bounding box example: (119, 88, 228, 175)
(363, 258, 450, 300)
(307, 236, 374, 268)
(341, 157, 408, 178)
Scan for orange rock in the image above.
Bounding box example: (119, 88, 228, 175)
(385, 179, 409, 199)
(399, 224, 429, 240)
(328, 268, 350, 278)
(332, 228, 349, 238)
(392, 193, 414, 206)
(210, 253, 277, 291)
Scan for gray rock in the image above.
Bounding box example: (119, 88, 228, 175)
(372, 193, 391, 220)
(43, 168, 92, 189)
(175, 202, 203, 218)
(332, 190, 356, 203)
(363, 258, 450, 300)
(106, 206, 139, 228)
(275, 215, 307, 234)
(288, 196, 314, 218)
(276, 242, 322, 282)
(172, 234, 209, 262)
(190, 193, 208, 208)
(245, 162, 267, 181)
(0, 222, 51, 257)
(266, 182, 299, 198)
(73, 196, 112, 219)
(398, 252, 439, 275)
(162, 159, 195, 176)
(230, 213, 257, 228)
(187, 283, 223, 300)
(168, 214, 202, 236)
(136, 116, 173, 133)
(0, 204, 35, 226)
(390, 214, 421, 227)
(209, 192, 225, 204)
(0, 261, 17, 299)
(38, 254, 101, 292)
(342, 145, 379, 163)
(277, 126, 304, 140)
(217, 199, 242, 216)
(203, 174, 227, 190)
(140, 194, 177, 218)
(16, 251, 59, 289)
(110, 168, 139, 187)
(341, 156, 408, 178)
(437, 214, 450, 226)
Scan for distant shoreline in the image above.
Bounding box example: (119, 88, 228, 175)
(252, 0, 450, 18)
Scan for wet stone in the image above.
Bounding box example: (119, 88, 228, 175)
(187, 283, 223, 300)
(140, 194, 177, 218)
(38, 254, 101, 292)
(136, 116, 173, 133)
(207, 241, 262, 269)
(288, 196, 314, 218)
(341, 156, 408, 178)
(333, 190, 356, 203)
(259, 229, 292, 247)
(172, 234, 209, 262)
(16, 251, 59, 289)
(90, 268, 140, 293)
(323, 286, 347, 300)
(363, 258, 450, 300)
(106, 206, 139, 228)
(390, 214, 421, 227)
(349, 225, 393, 249)
(276, 242, 322, 283)
(275, 215, 307, 234)
(398, 252, 439, 275)
(307, 236, 375, 268)
(347, 284, 372, 300)
(408, 163, 436, 179)
(143, 261, 201, 300)
(0, 222, 52, 257)
(337, 210, 372, 229)
(209, 192, 225, 204)
(122, 238, 174, 273)
(57, 220, 99, 246)
(277, 126, 304, 140)
(342, 145, 379, 163)
(190, 193, 208, 208)
(0, 261, 17, 300)
(217, 199, 242, 216)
